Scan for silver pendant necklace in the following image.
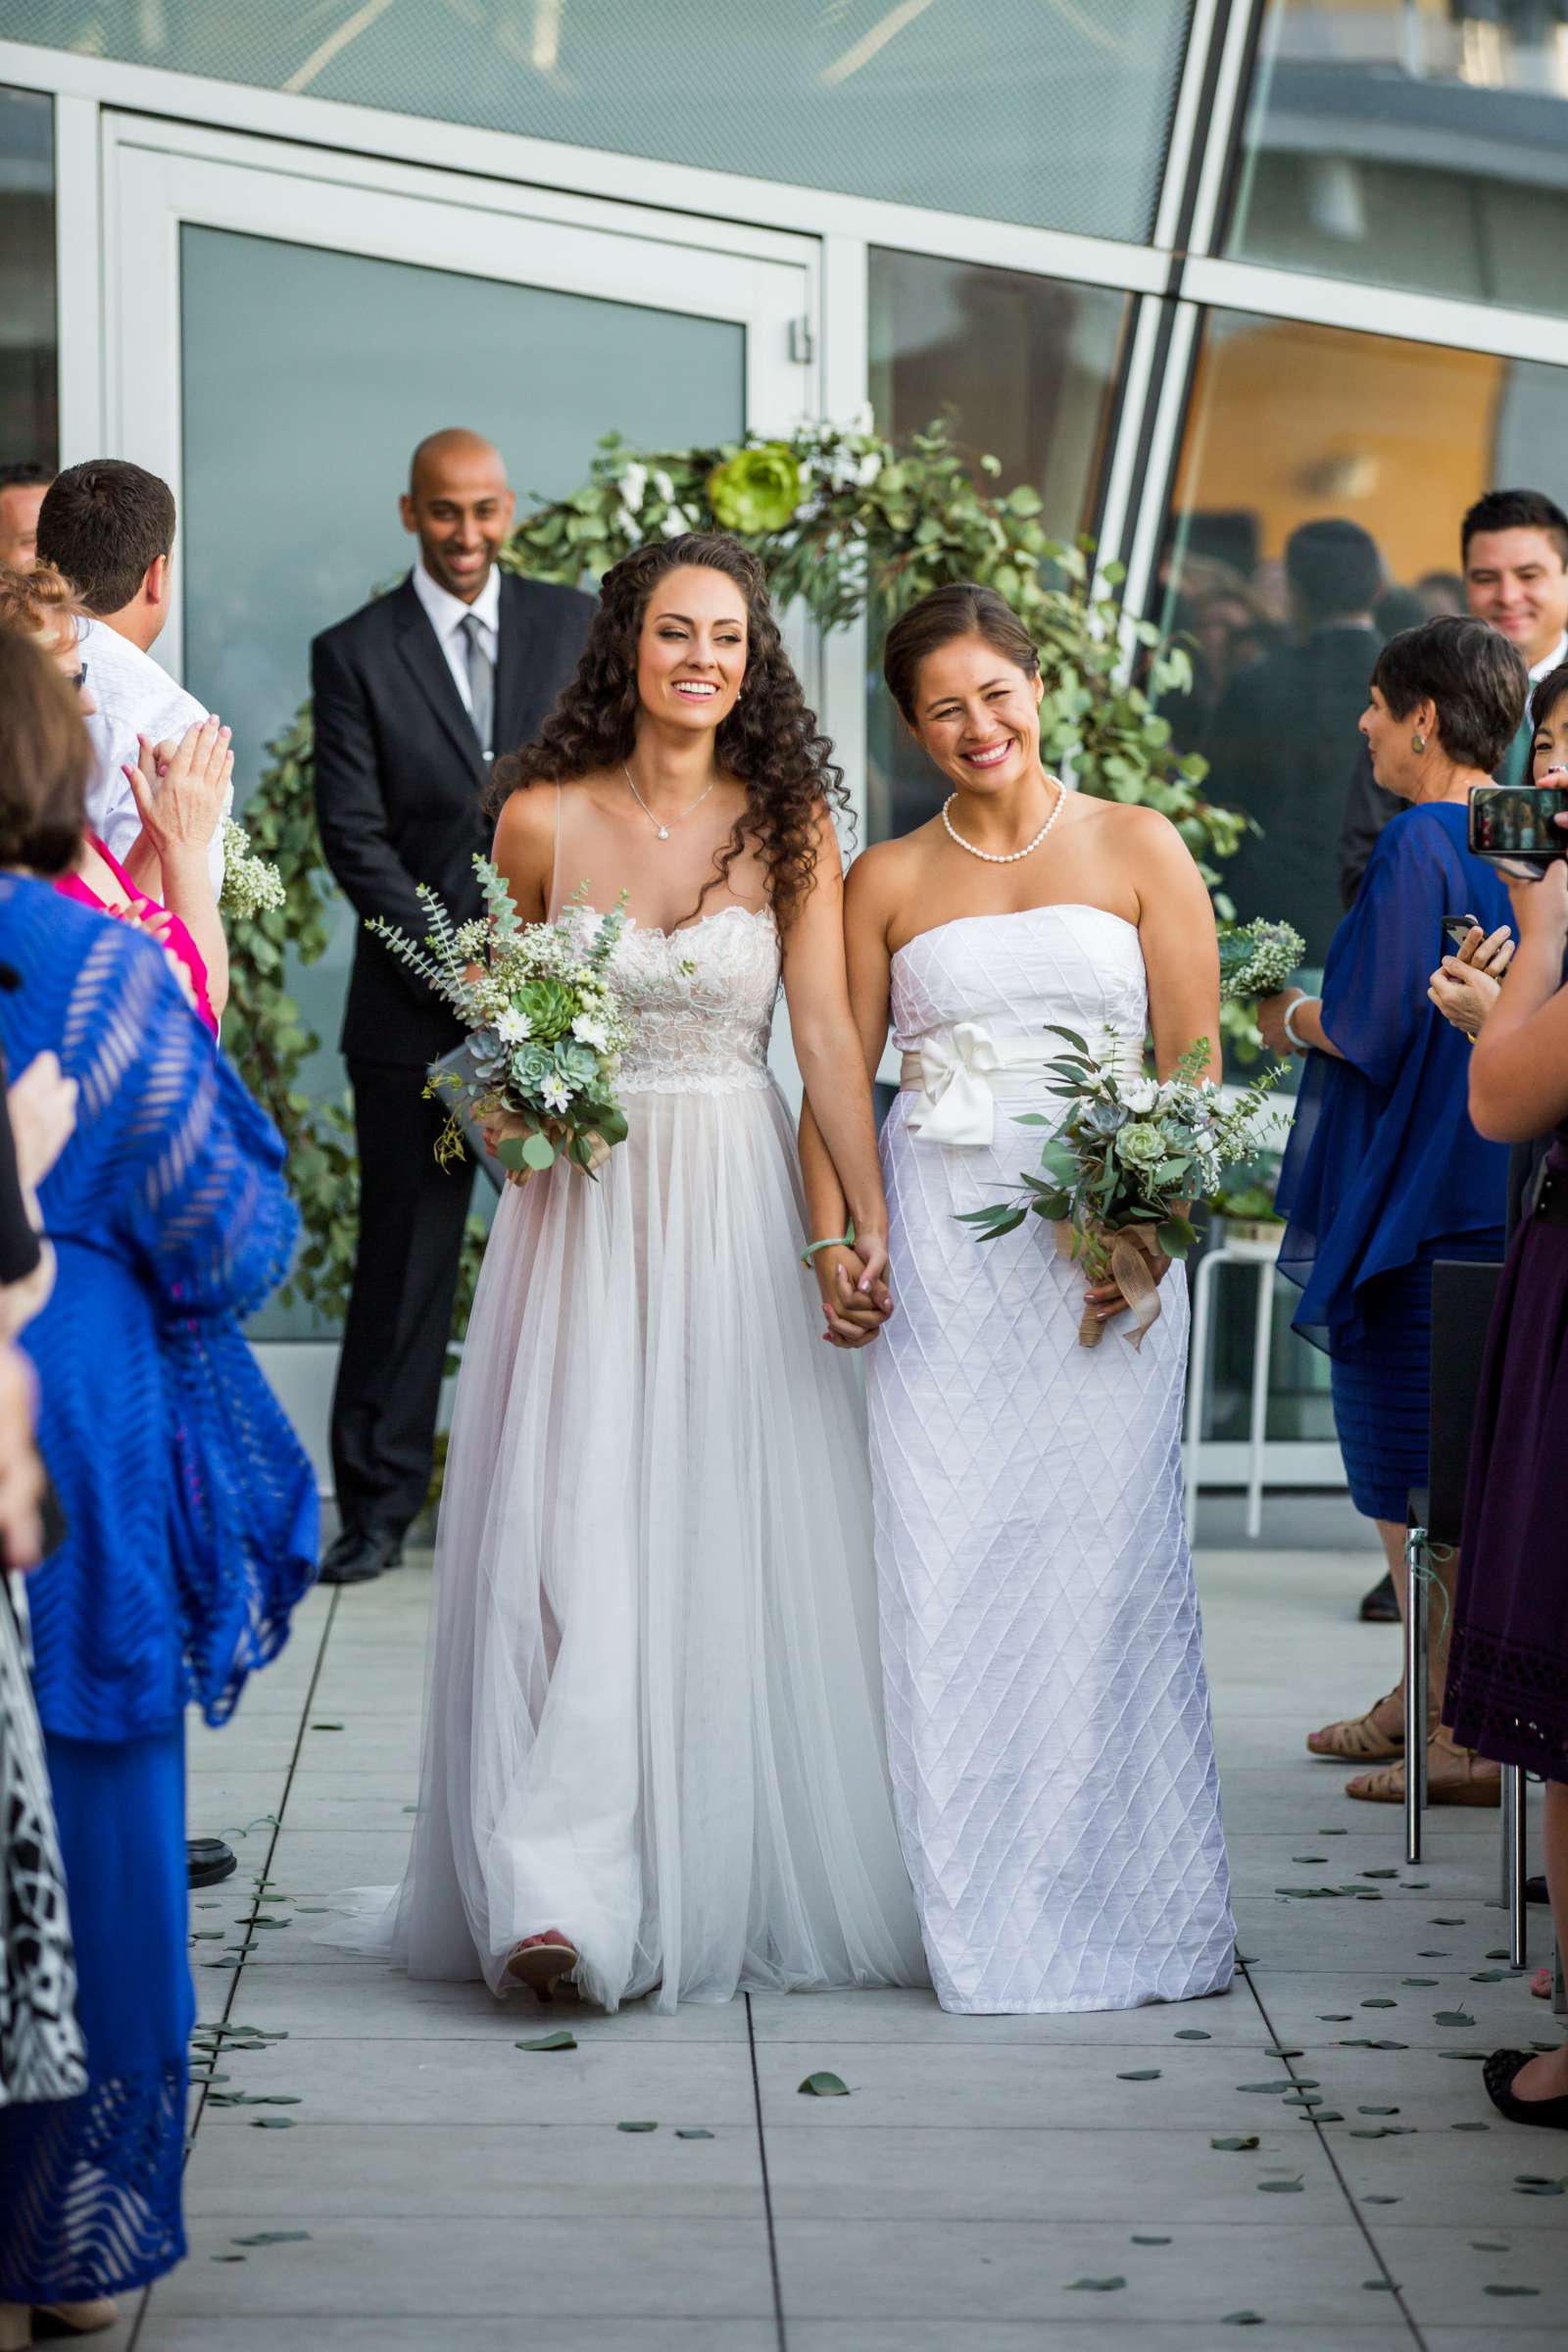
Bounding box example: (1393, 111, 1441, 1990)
(942, 774, 1065, 864)
(623, 762, 718, 842)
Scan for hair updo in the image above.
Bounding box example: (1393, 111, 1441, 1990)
(491, 532, 846, 926)
(882, 582, 1040, 724)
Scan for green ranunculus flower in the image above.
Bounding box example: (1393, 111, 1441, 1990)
(1114, 1120, 1167, 1170)
(707, 444, 803, 534)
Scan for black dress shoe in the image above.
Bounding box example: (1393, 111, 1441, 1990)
(318, 1527, 404, 1586)
(1358, 1571, 1399, 1623)
(1483, 2047, 1568, 2129)
(187, 1837, 236, 1888)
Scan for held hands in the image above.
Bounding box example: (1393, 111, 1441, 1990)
(1255, 988, 1305, 1056)
(122, 717, 233, 860)
(813, 1242, 895, 1349)
(1427, 924, 1513, 1040)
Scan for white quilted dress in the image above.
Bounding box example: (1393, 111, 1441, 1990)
(357, 895, 927, 2014)
(868, 906, 1235, 2014)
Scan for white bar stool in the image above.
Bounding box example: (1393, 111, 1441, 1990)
(1184, 1219, 1283, 1541)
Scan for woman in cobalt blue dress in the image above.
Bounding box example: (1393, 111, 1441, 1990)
(0, 632, 316, 2343)
(1256, 616, 1521, 1809)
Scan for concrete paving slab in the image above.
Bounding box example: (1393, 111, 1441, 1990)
(152, 2216, 778, 2321)
(193, 2032, 761, 2128)
(224, 1963, 749, 2041)
(771, 2218, 1382, 2325)
(184, 2118, 765, 2220)
(761, 2121, 1345, 2223)
(746, 1984, 1262, 2046)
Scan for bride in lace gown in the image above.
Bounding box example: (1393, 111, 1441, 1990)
(804, 584, 1234, 2015)
(368, 536, 924, 2013)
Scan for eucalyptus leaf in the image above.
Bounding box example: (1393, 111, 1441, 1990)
(1116, 2069, 1161, 2082)
(1222, 2312, 1264, 2326)
(1256, 2179, 1304, 2192)
(232, 2231, 312, 2247)
(1485, 2285, 1541, 2298)
(798, 2072, 850, 2098)
(1066, 2277, 1125, 2291)
(1433, 2011, 1475, 2027)
(1131, 2234, 1171, 2245)
(675, 2129, 714, 2140)
(1210, 2136, 1259, 2151)
(250, 2117, 295, 2130)
(515, 2032, 576, 2052)
(616, 2121, 659, 2133)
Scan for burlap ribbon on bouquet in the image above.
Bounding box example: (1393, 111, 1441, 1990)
(1054, 1221, 1165, 1351)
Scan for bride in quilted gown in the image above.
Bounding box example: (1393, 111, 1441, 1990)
(363, 537, 924, 2013)
(804, 584, 1235, 2014)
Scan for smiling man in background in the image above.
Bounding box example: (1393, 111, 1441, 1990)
(1339, 487, 1568, 905)
(312, 428, 592, 1587)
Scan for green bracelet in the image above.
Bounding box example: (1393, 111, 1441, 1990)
(801, 1231, 856, 1268)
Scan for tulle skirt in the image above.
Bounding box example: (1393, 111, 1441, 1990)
(353, 1080, 925, 2012)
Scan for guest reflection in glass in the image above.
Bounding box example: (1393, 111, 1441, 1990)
(1201, 518, 1383, 963)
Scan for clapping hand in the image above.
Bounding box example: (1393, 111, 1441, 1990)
(122, 716, 233, 863)
(1428, 920, 1515, 1040)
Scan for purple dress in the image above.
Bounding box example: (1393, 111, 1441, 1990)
(1446, 1132, 1568, 1779)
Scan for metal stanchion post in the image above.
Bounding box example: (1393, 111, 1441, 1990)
(1506, 1767, 1529, 1971)
(1403, 1525, 1427, 1866)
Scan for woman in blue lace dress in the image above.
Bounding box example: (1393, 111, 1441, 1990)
(1256, 616, 1520, 1811)
(0, 631, 317, 2345)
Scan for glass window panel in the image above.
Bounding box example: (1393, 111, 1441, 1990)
(9, 2, 1193, 245)
(1229, 0, 1568, 313)
(865, 249, 1130, 843)
(1158, 304, 1568, 1441)
(178, 225, 745, 1335)
(0, 83, 57, 468)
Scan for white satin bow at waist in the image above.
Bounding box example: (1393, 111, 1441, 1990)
(899, 1019, 1059, 1149)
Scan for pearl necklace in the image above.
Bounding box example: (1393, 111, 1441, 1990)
(623, 762, 718, 842)
(941, 775, 1064, 864)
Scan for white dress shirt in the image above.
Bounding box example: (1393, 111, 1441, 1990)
(78, 616, 229, 892)
(1532, 633, 1568, 687)
(411, 560, 500, 735)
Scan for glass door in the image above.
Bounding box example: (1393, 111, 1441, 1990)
(103, 118, 820, 1393)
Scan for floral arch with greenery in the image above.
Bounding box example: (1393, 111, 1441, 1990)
(224, 416, 1246, 1338)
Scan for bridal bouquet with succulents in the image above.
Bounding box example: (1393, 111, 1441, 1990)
(369, 858, 632, 1179)
(960, 1029, 1282, 1349)
(1216, 916, 1304, 1002)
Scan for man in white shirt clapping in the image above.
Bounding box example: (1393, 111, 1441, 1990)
(36, 460, 228, 896)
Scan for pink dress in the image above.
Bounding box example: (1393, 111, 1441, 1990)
(55, 835, 218, 1037)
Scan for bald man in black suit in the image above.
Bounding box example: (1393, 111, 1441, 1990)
(313, 429, 592, 1584)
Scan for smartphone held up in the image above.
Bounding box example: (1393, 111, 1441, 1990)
(1469, 781, 1568, 877)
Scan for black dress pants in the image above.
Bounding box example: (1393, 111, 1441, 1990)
(330, 1057, 474, 1540)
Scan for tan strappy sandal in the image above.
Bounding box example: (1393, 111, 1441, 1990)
(1346, 1731, 1500, 1807)
(503, 1935, 580, 2000)
(1305, 1687, 1405, 1762)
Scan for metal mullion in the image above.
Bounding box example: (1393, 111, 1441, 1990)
(52, 89, 105, 465)
(1184, 251, 1568, 371)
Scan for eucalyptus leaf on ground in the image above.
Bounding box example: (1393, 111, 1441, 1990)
(232, 2232, 311, 2247)
(1210, 2136, 1259, 2152)
(1066, 2277, 1125, 2291)
(799, 2072, 850, 2097)
(515, 2032, 576, 2052)
(616, 2121, 659, 2133)
(675, 2130, 714, 2141)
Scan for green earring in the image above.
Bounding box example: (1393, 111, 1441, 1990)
(1411, 732, 1426, 753)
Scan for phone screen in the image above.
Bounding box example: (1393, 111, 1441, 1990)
(1469, 784, 1568, 868)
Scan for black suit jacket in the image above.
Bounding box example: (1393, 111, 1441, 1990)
(313, 570, 593, 1065)
(1201, 622, 1379, 966)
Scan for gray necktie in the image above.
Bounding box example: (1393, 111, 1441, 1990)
(461, 612, 494, 760)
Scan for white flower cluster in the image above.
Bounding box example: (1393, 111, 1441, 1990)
(218, 818, 286, 920)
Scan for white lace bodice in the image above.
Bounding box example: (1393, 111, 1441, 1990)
(605, 905, 780, 1095)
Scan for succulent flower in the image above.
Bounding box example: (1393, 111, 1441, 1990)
(1115, 1121, 1168, 1170)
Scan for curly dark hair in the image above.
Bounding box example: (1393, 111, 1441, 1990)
(490, 532, 847, 925)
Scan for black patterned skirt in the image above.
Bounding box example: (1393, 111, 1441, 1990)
(0, 1573, 85, 2109)
(1446, 1210, 1568, 1779)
